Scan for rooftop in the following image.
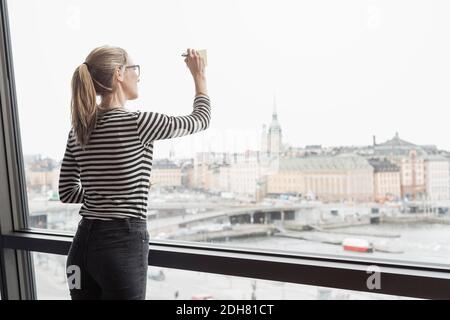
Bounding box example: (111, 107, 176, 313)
(279, 154, 373, 172)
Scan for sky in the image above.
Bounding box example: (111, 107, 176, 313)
(6, 0, 450, 160)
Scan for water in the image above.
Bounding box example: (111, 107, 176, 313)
(226, 222, 450, 266)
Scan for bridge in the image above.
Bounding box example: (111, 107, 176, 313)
(148, 203, 319, 235)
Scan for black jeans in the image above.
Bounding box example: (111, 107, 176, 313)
(66, 217, 149, 300)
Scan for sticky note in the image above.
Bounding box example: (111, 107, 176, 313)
(198, 49, 208, 67)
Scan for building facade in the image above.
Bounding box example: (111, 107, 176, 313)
(374, 133, 426, 199)
(368, 158, 401, 202)
(267, 154, 374, 203)
(151, 159, 182, 188)
(425, 155, 450, 201)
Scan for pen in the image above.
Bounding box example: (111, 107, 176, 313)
(182, 50, 206, 57)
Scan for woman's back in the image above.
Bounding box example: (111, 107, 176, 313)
(58, 94, 211, 220)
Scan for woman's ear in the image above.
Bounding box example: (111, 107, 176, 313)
(116, 66, 124, 82)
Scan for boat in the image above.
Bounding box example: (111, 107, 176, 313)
(342, 238, 373, 253)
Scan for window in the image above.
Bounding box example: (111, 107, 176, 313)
(33, 252, 415, 300)
(152, 267, 418, 300)
(3, 0, 450, 300)
(33, 252, 70, 300)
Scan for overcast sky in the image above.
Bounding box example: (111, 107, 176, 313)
(6, 0, 450, 160)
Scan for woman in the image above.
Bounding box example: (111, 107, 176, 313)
(60, 45, 210, 300)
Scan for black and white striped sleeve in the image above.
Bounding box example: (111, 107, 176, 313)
(58, 130, 85, 203)
(135, 94, 211, 145)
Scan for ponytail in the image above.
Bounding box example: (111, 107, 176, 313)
(69, 45, 129, 149)
(70, 63, 98, 149)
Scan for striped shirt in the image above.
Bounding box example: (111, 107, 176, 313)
(58, 94, 211, 220)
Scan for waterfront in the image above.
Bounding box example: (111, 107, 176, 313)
(227, 222, 450, 265)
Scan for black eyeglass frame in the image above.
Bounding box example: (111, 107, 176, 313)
(124, 64, 140, 77)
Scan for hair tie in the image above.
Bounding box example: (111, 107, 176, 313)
(83, 62, 90, 69)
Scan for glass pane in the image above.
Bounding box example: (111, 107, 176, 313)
(33, 252, 70, 299)
(5, 0, 450, 267)
(32, 252, 416, 300)
(146, 267, 417, 300)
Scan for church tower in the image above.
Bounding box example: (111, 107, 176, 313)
(267, 93, 282, 155)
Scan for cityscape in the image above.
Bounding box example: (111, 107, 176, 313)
(25, 95, 450, 207)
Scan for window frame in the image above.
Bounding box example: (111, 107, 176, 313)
(0, 0, 36, 300)
(1, 0, 450, 300)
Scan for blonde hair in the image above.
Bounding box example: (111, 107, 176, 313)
(70, 45, 129, 148)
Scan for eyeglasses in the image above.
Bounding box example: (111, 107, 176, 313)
(124, 64, 140, 77)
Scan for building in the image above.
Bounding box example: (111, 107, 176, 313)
(374, 132, 427, 199)
(424, 155, 450, 201)
(227, 151, 273, 199)
(283, 146, 306, 157)
(267, 154, 374, 203)
(260, 124, 268, 155)
(192, 158, 221, 191)
(261, 94, 283, 156)
(204, 163, 221, 192)
(151, 159, 182, 188)
(218, 164, 231, 191)
(368, 158, 401, 202)
(24, 156, 60, 193)
(181, 162, 195, 188)
(25, 168, 59, 193)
